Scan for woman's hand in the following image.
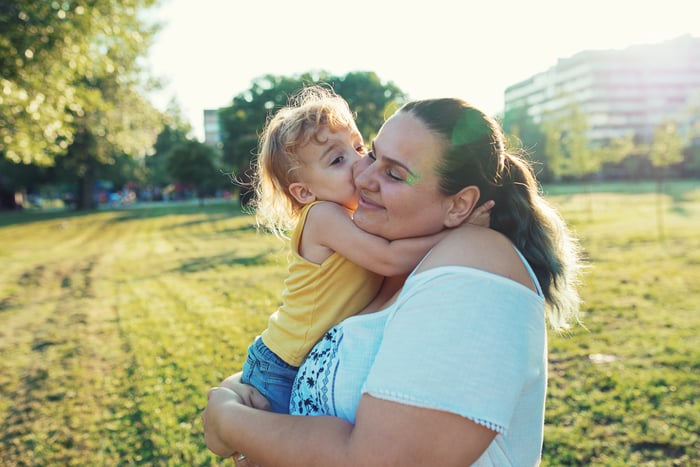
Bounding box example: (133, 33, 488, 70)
(202, 373, 270, 463)
(202, 386, 244, 458)
(203, 385, 266, 467)
(233, 452, 260, 467)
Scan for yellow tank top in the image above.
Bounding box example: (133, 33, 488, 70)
(261, 202, 383, 366)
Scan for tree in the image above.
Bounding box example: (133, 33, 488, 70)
(0, 158, 52, 209)
(542, 102, 594, 181)
(146, 101, 193, 189)
(1, 1, 92, 165)
(542, 100, 639, 219)
(326, 71, 405, 142)
(679, 89, 700, 177)
(502, 105, 549, 180)
(1, 0, 164, 209)
(218, 71, 407, 206)
(218, 74, 311, 206)
(685, 145, 700, 177)
(595, 134, 638, 179)
(166, 140, 219, 206)
(649, 121, 684, 239)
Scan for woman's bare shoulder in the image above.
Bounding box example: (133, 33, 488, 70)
(417, 225, 536, 291)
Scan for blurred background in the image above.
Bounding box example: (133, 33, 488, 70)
(1, 0, 699, 212)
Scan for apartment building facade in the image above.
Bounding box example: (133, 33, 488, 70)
(203, 108, 222, 147)
(504, 35, 700, 146)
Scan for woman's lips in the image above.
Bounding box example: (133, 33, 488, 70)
(357, 194, 382, 210)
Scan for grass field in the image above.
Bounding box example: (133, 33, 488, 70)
(1, 181, 698, 466)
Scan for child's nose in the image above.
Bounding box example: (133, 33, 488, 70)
(353, 157, 374, 188)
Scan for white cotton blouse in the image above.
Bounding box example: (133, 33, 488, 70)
(290, 250, 547, 466)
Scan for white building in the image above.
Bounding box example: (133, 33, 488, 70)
(504, 35, 700, 145)
(203, 109, 222, 147)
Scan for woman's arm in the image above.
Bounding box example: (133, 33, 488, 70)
(202, 388, 495, 466)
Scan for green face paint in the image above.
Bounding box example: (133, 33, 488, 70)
(406, 173, 421, 186)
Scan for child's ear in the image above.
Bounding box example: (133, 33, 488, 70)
(288, 182, 317, 205)
(444, 186, 480, 228)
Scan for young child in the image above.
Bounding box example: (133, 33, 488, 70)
(240, 86, 448, 413)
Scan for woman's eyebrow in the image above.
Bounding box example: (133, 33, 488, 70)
(371, 141, 419, 179)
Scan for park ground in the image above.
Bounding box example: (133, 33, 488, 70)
(0, 180, 698, 466)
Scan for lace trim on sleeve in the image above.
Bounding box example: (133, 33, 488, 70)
(469, 417, 506, 435)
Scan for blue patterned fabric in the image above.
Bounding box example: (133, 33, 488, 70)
(289, 327, 343, 416)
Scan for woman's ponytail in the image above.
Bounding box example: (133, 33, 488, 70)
(491, 152, 582, 329)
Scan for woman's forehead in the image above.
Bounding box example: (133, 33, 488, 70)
(375, 113, 441, 169)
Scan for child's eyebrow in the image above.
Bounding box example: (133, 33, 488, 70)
(320, 141, 341, 161)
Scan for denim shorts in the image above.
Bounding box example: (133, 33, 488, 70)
(240, 336, 299, 414)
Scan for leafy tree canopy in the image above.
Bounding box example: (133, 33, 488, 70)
(0, 0, 163, 166)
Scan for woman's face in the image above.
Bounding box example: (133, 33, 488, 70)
(352, 111, 453, 240)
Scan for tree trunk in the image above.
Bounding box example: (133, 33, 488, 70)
(0, 183, 21, 210)
(71, 129, 99, 211)
(656, 175, 665, 241)
(76, 158, 98, 210)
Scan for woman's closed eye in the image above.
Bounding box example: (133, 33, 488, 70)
(386, 169, 404, 181)
(365, 151, 404, 181)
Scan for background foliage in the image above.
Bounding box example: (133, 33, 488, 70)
(0, 0, 165, 209)
(217, 71, 406, 202)
(2, 0, 697, 212)
(1, 181, 698, 465)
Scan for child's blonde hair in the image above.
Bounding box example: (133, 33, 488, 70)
(253, 85, 360, 236)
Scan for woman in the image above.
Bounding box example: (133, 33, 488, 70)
(202, 98, 582, 466)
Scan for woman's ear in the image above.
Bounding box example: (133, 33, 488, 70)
(288, 182, 317, 205)
(444, 186, 480, 228)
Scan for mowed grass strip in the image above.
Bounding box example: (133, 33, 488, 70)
(0, 183, 698, 466)
(543, 182, 700, 465)
(0, 202, 285, 465)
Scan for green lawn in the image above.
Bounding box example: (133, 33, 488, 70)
(0, 182, 698, 466)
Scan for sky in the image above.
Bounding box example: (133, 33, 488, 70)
(145, 0, 700, 141)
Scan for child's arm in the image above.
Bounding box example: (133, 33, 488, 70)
(300, 201, 493, 277)
(299, 202, 438, 276)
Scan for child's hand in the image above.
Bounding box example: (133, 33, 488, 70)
(467, 200, 495, 228)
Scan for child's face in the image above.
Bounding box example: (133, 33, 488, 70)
(295, 125, 367, 210)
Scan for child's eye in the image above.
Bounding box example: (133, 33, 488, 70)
(330, 156, 344, 165)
